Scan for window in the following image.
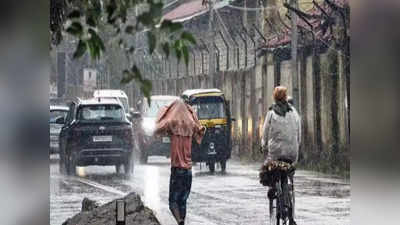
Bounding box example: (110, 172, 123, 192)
(143, 99, 175, 118)
(118, 97, 130, 113)
(77, 105, 124, 121)
(49, 110, 68, 123)
(191, 96, 225, 120)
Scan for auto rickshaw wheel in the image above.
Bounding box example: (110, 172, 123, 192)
(208, 160, 215, 173)
(140, 152, 148, 164)
(115, 164, 122, 174)
(220, 160, 227, 173)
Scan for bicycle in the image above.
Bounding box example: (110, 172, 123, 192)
(259, 160, 296, 225)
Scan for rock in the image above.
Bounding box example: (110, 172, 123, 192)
(62, 192, 161, 225)
(82, 198, 99, 212)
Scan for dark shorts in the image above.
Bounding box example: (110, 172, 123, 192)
(169, 167, 192, 219)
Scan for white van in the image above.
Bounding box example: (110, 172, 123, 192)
(93, 89, 130, 115)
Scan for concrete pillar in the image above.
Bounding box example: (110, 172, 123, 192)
(200, 75, 207, 88)
(305, 56, 315, 157)
(338, 51, 349, 148)
(232, 71, 242, 156)
(319, 53, 334, 154)
(266, 54, 275, 109)
(279, 60, 293, 96)
(241, 71, 248, 155)
(255, 56, 263, 143)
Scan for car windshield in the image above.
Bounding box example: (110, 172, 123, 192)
(118, 97, 129, 113)
(49, 110, 68, 123)
(191, 96, 225, 120)
(143, 99, 176, 118)
(77, 105, 124, 121)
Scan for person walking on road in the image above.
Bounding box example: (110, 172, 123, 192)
(154, 99, 206, 225)
(261, 86, 301, 225)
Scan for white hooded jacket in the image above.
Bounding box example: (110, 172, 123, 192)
(261, 104, 301, 164)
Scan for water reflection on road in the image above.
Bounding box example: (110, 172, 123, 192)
(50, 156, 350, 225)
(143, 166, 161, 213)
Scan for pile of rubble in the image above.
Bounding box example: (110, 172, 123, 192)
(62, 192, 161, 225)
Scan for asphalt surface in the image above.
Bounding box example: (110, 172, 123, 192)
(50, 155, 350, 225)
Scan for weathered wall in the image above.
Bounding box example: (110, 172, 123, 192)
(127, 0, 350, 174)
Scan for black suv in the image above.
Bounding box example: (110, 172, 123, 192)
(57, 98, 134, 176)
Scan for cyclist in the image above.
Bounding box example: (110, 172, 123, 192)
(261, 86, 301, 225)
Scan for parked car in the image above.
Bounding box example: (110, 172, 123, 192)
(136, 95, 179, 163)
(58, 98, 134, 176)
(49, 105, 69, 154)
(93, 89, 132, 120)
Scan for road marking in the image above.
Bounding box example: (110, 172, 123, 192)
(72, 177, 127, 196)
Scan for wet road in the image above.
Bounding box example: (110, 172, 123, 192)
(50, 155, 350, 225)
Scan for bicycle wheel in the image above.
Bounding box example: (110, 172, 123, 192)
(269, 197, 280, 225)
(290, 182, 296, 221)
(287, 174, 295, 222)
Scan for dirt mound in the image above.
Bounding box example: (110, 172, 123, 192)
(62, 192, 161, 225)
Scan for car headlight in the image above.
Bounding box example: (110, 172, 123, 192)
(141, 120, 155, 136)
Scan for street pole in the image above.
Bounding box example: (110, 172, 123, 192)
(290, 0, 299, 109)
(208, 0, 216, 77)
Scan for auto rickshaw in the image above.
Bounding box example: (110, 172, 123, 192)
(181, 89, 234, 173)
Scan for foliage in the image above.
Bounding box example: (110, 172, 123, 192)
(50, 0, 197, 102)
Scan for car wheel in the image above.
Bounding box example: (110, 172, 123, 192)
(115, 164, 122, 174)
(66, 153, 76, 176)
(124, 159, 134, 178)
(59, 150, 66, 174)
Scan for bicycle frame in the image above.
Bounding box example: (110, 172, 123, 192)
(268, 170, 295, 225)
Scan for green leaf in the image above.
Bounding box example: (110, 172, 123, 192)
(121, 70, 133, 84)
(86, 15, 97, 27)
(131, 65, 142, 80)
(86, 38, 99, 59)
(138, 12, 153, 26)
(127, 46, 135, 54)
(150, 2, 163, 21)
(141, 79, 153, 105)
(73, 40, 87, 59)
(161, 42, 170, 58)
(66, 22, 83, 36)
(88, 29, 105, 52)
(160, 20, 183, 33)
(67, 10, 81, 19)
(182, 45, 189, 66)
(92, 0, 102, 15)
(147, 32, 156, 54)
(174, 40, 183, 62)
(181, 31, 197, 45)
(174, 39, 183, 50)
(106, 1, 117, 23)
(119, 6, 128, 23)
(125, 25, 134, 34)
(175, 48, 182, 63)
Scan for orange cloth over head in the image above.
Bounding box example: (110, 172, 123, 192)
(155, 99, 205, 144)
